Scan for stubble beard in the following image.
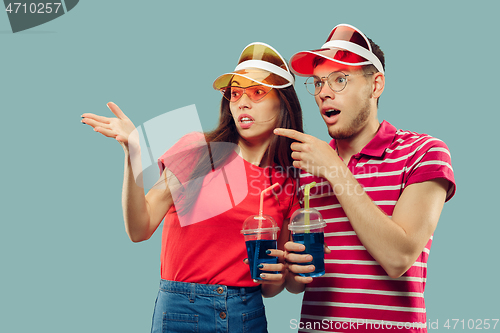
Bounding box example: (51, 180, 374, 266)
(328, 97, 372, 140)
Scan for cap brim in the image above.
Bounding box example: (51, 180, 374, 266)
(213, 68, 292, 90)
(290, 48, 371, 76)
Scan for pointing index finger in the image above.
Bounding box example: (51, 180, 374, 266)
(274, 128, 308, 143)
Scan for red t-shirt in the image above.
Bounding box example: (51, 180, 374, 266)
(158, 132, 298, 286)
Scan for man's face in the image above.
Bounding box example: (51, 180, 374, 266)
(312, 61, 377, 140)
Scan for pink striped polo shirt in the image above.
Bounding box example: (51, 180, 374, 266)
(297, 121, 456, 333)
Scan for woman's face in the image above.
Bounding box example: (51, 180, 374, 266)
(228, 76, 281, 145)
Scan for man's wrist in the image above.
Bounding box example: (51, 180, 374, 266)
(322, 161, 349, 187)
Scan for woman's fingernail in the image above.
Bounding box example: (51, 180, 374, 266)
(266, 250, 271, 254)
(260, 274, 267, 278)
(243, 258, 247, 262)
(257, 264, 264, 269)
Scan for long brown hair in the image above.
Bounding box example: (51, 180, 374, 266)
(176, 84, 303, 216)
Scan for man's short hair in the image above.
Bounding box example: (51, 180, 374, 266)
(363, 37, 385, 75)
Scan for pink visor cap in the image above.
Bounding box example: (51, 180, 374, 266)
(289, 24, 384, 76)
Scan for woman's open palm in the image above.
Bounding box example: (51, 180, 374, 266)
(82, 102, 136, 148)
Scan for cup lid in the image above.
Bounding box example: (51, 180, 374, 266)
(289, 208, 326, 231)
(288, 221, 326, 232)
(241, 215, 279, 234)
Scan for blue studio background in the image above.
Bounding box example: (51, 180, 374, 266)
(1, 1, 499, 332)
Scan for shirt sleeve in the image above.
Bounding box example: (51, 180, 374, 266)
(404, 136, 456, 201)
(157, 132, 207, 185)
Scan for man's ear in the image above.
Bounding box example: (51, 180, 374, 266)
(372, 72, 385, 99)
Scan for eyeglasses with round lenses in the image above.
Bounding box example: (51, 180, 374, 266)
(220, 85, 273, 102)
(305, 71, 372, 96)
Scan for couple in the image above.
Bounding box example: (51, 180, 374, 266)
(82, 24, 455, 333)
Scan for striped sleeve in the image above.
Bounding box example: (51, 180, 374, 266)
(403, 136, 456, 201)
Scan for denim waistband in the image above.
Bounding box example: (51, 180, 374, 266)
(159, 279, 261, 297)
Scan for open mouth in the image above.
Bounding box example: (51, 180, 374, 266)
(238, 114, 255, 128)
(240, 117, 254, 124)
(325, 110, 341, 117)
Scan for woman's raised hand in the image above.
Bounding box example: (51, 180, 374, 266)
(82, 102, 136, 149)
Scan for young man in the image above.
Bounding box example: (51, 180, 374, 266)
(274, 24, 456, 332)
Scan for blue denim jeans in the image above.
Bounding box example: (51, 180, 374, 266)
(151, 279, 268, 333)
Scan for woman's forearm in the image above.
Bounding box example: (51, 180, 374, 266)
(122, 149, 152, 242)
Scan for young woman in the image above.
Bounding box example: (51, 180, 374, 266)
(81, 42, 303, 333)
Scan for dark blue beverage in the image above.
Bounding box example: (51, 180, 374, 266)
(245, 239, 278, 280)
(292, 232, 325, 277)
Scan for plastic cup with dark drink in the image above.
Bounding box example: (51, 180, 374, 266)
(241, 183, 280, 280)
(288, 182, 327, 277)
